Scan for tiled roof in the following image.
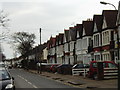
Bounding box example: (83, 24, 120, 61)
(93, 15, 103, 33)
(52, 38, 56, 47)
(102, 10, 118, 29)
(59, 33, 64, 44)
(47, 40, 50, 49)
(55, 35, 59, 45)
(64, 29, 70, 42)
(75, 24, 83, 38)
(83, 21, 94, 36)
(38, 43, 47, 54)
(31, 43, 47, 55)
(69, 27, 77, 41)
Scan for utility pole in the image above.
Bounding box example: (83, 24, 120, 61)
(40, 28, 41, 45)
(39, 28, 42, 74)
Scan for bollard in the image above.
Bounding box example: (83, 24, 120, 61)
(97, 62, 104, 80)
(83, 69, 86, 78)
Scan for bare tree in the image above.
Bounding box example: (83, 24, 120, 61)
(11, 32, 36, 56)
(0, 10, 10, 41)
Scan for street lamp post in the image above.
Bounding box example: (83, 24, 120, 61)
(100, 1, 119, 90)
(100, 1, 117, 10)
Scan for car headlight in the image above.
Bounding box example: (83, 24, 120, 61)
(5, 84, 14, 89)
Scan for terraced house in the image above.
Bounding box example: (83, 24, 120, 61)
(63, 29, 70, 64)
(47, 37, 56, 63)
(75, 24, 83, 63)
(69, 27, 77, 65)
(56, 34, 64, 64)
(92, 15, 103, 61)
(81, 20, 93, 64)
(101, 10, 118, 62)
(46, 10, 119, 65)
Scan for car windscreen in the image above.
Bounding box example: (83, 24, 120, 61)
(0, 70, 11, 80)
(73, 64, 84, 68)
(107, 63, 118, 68)
(92, 62, 106, 68)
(84, 64, 90, 68)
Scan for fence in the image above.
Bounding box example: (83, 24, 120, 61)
(72, 68, 89, 77)
(104, 68, 118, 79)
(72, 68, 118, 80)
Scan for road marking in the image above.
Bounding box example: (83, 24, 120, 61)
(17, 75, 38, 88)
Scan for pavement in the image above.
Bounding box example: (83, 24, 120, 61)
(27, 69, 118, 89)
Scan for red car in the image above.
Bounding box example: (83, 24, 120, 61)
(88, 61, 118, 79)
(50, 64, 59, 73)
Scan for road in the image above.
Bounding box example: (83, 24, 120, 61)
(9, 68, 77, 88)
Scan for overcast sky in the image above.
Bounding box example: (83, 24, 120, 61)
(0, 0, 119, 59)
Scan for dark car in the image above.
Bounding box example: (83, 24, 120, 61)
(57, 64, 72, 75)
(72, 63, 90, 76)
(0, 68, 15, 90)
(72, 63, 90, 69)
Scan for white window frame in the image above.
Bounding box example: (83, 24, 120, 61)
(93, 33, 101, 47)
(102, 30, 111, 46)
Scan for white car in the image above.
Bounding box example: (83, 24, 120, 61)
(0, 61, 5, 67)
(0, 68, 15, 90)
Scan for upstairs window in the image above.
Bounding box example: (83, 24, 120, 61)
(93, 34, 100, 47)
(102, 30, 110, 45)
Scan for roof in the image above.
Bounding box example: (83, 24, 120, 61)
(59, 33, 64, 44)
(69, 27, 77, 41)
(93, 15, 103, 33)
(49, 36, 56, 47)
(30, 43, 47, 55)
(38, 43, 47, 54)
(64, 29, 70, 42)
(75, 24, 83, 38)
(82, 21, 94, 36)
(47, 40, 50, 49)
(55, 35, 59, 45)
(52, 38, 56, 47)
(102, 10, 118, 29)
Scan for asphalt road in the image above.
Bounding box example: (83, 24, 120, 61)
(9, 68, 76, 88)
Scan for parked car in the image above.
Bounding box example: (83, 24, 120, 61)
(0, 62, 5, 68)
(0, 68, 15, 90)
(57, 64, 72, 75)
(40, 63, 52, 72)
(50, 64, 60, 73)
(72, 63, 90, 76)
(72, 63, 90, 69)
(0, 62, 8, 69)
(88, 61, 118, 79)
(45, 64, 52, 72)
